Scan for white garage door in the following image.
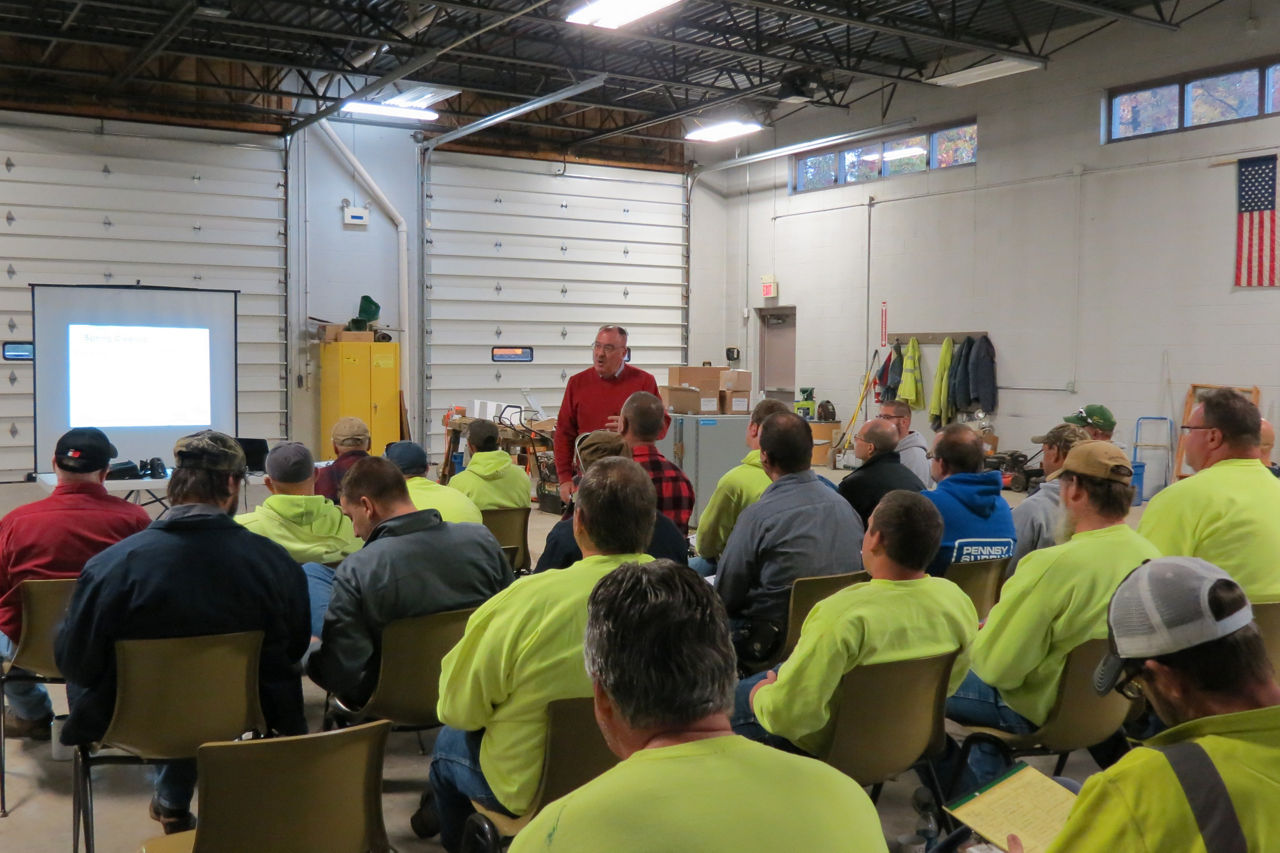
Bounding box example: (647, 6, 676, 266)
(0, 114, 287, 481)
(422, 152, 687, 457)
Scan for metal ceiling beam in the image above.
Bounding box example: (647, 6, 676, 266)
(1028, 0, 1178, 30)
(425, 73, 605, 149)
(570, 81, 775, 148)
(722, 0, 1047, 65)
(445, 48, 742, 97)
(104, 0, 197, 90)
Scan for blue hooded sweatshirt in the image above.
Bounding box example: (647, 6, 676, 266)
(922, 470, 1016, 576)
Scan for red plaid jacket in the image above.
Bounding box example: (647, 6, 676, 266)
(630, 444, 695, 535)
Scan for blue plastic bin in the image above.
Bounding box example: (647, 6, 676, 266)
(1131, 461, 1146, 506)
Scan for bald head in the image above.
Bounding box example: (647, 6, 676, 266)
(1262, 418, 1275, 466)
(932, 423, 985, 478)
(860, 419, 900, 455)
(620, 391, 665, 443)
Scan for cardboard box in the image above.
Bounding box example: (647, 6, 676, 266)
(317, 323, 344, 342)
(809, 421, 843, 468)
(336, 330, 375, 342)
(664, 386, 719, 415)
(719, 369, 753, 392)
(668, 365, 728, 393)
(719, 390, 751, 414)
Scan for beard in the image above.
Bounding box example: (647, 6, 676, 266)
(1053, 507, 1078, 545)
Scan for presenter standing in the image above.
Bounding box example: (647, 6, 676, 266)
(554, 325, 667, 504)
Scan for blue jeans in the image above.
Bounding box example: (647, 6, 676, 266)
(153, 760, 198, 811)
(0, 631, 53, 720)
(688, 556, 717, 578)
(942, 670, 1036, 793)
(429, 726, 515, 852)
(301, 562, 334, 638)
(730, 669, 807, 754)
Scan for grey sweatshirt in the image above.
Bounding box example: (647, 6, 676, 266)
(897, 431, 934, 489)
(1008, 480, 1061, 575)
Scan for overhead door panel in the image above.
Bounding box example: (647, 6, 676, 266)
(423, 152, 687, 459)
(0, 118, 287, 480)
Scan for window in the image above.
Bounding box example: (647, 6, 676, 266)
(1186, 69, 1259, 126)
(1107, 57, 1280, 142)
(932, 124, 978, 168)
(791, 122, 976, 193)
(843, 145, 881, 184)
(1110, 85, 1179, 140)
(796, 152, 837, 192)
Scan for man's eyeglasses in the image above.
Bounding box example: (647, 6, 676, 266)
(1179, 424, 1216, 432)
(592, 342, 621, 353)
(1114, 666, 1145, 700)
(854, 433, 871, 444)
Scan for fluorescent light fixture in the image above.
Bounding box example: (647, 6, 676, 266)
(387, 86, 460, 110)
(927, 57, 1042, 88)
(685, 120, 764, 143)
(342, 101, 439, 121)
(567, 0, 680, 29)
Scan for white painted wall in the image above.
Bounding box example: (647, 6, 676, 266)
(689, 1, 1280, 472)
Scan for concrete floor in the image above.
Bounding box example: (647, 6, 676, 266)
(0, 471, 1143, 852)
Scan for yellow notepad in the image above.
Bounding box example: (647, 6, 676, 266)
(944, 762, 1077, 853)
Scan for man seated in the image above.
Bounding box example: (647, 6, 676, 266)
(946, 441, 1159, 791)
(384, 440, 483, 524)
(619, 391, 694, 535)
(417, 457, 657, 851)
(921, 424, 1015, 577)
(533, 431, 687, 572)
(690, 398, 792, 576)
(315, 416, 371, 501)
(510, 559, 889, 853)
(446, 419, 532, 510)
(837, 418, 925, 526)
(733, 490, 977, 757)
(1262, 418, 1280, 477)
(716, 412, 864, 664)
(1011, 557, 1280, 852)
(55, 431, 310, 834)
(236, 442, 362, 565)
(1007, 424, 1089, 574)
(878, 399, 932, 487)
(0, 427, 150, 739)
(1064, 403, 1119, 442)
(306, 457, 510, 709)
(1138, 388, 1280, 602)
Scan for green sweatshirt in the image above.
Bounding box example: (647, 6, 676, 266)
(696, 450, 771, 559)
(235, 494, 363, 565)
(753, 577, 977, 756)
(1138, 458, 1280, 603)
(447, 450, 532, 510)
(405, 477, 483, 524)
(437, 552, 653, 814)
(971, 523, 1160, 724)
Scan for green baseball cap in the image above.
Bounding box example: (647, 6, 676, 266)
(1064, 404, 1116, 433)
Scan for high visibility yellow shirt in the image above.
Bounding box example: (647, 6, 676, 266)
(436, 552, 652, 814)
(235, 493, 362, 565)
(509, 735, 888, 853)
(1138, 458, 1280, 602)
(405, 476, 483, 524)
(753, 576, 978, 756)
(971, 524, 1160, 725)
(1046, 704, 1280, 853)
(695, 450, 771, 559)
(447, 450, 532, 510)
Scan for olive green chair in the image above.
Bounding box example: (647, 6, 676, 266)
(943, 558, 1011, 621)
(742, 571, 870, 674)
(481, 507, 533, 574)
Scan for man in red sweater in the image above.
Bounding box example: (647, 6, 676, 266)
(554, 325, 667, 504)
(0, 427, 150, 738)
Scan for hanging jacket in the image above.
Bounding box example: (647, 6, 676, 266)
(885, 342, 904, 402)
(969, 335, 998, 413)
(929, 337, 955, 430)
(875, 349, 895, 404)
(898, 337, 925, 408)
(950, 336, 975, 414)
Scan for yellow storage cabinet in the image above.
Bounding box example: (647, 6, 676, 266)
(319, 341, 400, 460)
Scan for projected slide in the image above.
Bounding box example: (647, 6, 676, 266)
(69, 324, 211, 427)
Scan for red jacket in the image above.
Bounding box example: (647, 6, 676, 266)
(554, 364, 668, 482)
(315, 450, 369, 502)
(0, 481, 151, 641)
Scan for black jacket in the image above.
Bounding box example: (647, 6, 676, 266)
(533, 513, 689, 573)
(837, 451, 926, 525)
(949, 336, 975, 413)
(55, 506, 312, 745)
(969, 335, 998, 413)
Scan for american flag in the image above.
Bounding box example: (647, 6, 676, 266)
(1237, 154, 1277, 288)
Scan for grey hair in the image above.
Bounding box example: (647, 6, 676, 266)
(585, 560, 737, 729)
(597, 324, 628, 339)
(621, 391, 665, 441)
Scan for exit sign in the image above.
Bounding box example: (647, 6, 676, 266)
(761, 275, 778, 298)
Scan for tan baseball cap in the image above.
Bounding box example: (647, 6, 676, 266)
(331, 417, 371, 447)
(1047, 439, 1133, 484)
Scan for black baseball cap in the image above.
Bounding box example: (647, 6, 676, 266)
(54, 427, 117, 472)
(384, 441, 428, 476)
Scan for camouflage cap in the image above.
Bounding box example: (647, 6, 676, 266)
(173, 429, 247, 473)
(574, 430, 629, 474)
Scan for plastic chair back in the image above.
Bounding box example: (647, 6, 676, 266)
(10, 579, 77, 678)
(535, 697, 618, 808)
(1033, 638, 1132, 753)
(103, 631, 267, 760)
(751, 571, 868, 671)
(822, 650, 959, 785)
(944, 558, 1010, 621)
(482, 507, 532, 573)
(1253, 602, 1280, 670)
(172, 722, 392, 853)
(361, 607, 475, 726)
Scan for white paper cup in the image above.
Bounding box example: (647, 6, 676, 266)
(50, 715, 72, 761)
